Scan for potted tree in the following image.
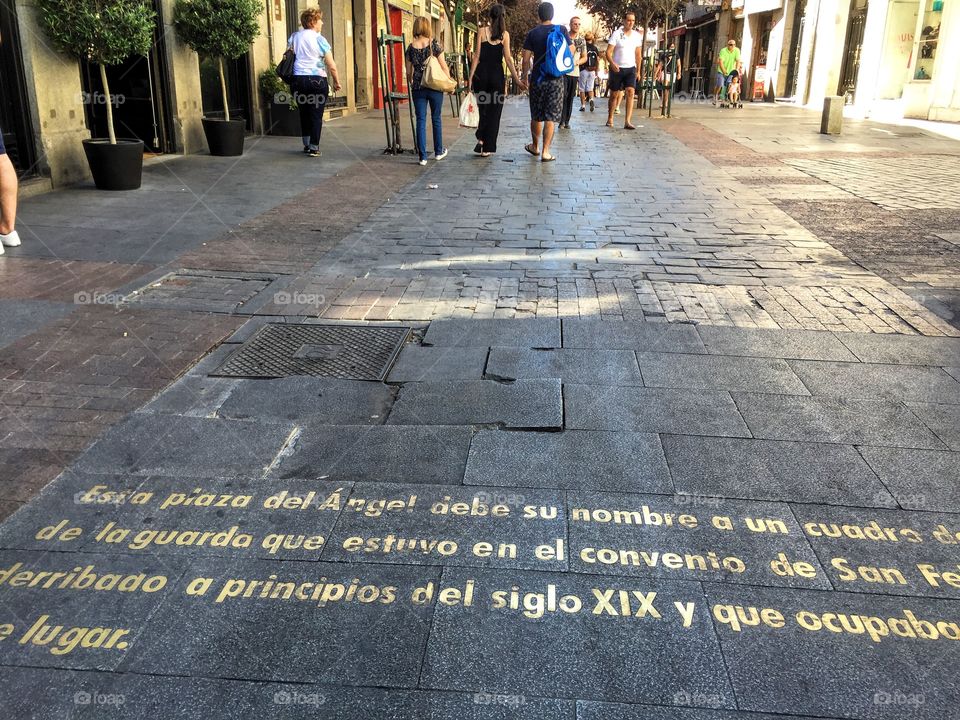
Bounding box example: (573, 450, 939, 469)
(259, 66, 300, 136)
(38, 0, 156, 190)
(174, 0, 263, 156)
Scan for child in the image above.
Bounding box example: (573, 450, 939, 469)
(727, 71, 741, 107)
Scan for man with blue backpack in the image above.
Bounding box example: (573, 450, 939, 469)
(521, 2, 574, 162)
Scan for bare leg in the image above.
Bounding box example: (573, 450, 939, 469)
(624, 88, 636, 127)
(607, 90, 622, 125)
(529, 120, 543, 153)
(0, 155, 18, 235)
(542, 121, 556, 158)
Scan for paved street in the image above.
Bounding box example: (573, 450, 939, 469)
(1, 99, 959, 719)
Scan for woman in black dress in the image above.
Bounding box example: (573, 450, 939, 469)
(467, 4, 526, 157)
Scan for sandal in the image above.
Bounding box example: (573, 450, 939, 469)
(524, 143, 540, 156)
(541, 154, 556, 162)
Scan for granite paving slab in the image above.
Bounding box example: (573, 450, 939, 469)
(387, 380, 563, 429)
(567, 490, 829, 589)
(123, 558, 440, 686)
(71, 415, 299, 477)
(137, 374, 240, 417)
(423, 319, 561, 348)
(791, 503, 960, 599)
(565, 385, 751, 438)
(858, 446, 960, 513)
(663, 435, 892, 506)
(216, 377, 396, 424)
(637, 352, 809, 395)
(836, 332, 960, 366)
(421, 568, 734, 706)
(269, 424, 472, 485)
(321, 482, 566, 570)
(0, 667, 577, 719)
(562, 319, 706, 353)
(0, 550, 185, 671)
(486, 348, 643, 385)
(696, 327, 858, 361)
(576, 703, 821, 719)
(733, 393, 946, 449)
(0, 473, 349, 561)
(705, 582, 960, 719)
(906, 402, 960, 450)
(789, 360, 960, 404)
(464, 430, 672, 493)
(387, 346, 489, 382)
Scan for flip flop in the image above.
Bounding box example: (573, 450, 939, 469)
(524, 143, 539, 157)
(541, 154, 556, 163)
(624, 124, 636, 130)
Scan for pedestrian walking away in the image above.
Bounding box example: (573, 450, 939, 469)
(288, 8, 341, 157)
(560, 16, 586, 129)
(579, 32, 600, 112)
(655, 42, 682, 115)
(406, 17, 451, 165)
(467, 4, 526, 157)
(0, 129, 19, 255)
(605, 13, 643, 130)
(714, 38, 742, 106)
(521, 2, 574, 162)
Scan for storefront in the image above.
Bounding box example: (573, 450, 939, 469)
(740, 0, 786, 101)
(853, 0, 959, 120)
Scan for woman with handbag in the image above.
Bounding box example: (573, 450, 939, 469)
(467, 4, 526, 157)
(405, 17, 452, 165)
(288, 8, 341, 157)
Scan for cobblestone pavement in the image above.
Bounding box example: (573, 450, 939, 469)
(1, 99, 960, 719)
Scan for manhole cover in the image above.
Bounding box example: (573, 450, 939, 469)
(211, 324, 410, 380)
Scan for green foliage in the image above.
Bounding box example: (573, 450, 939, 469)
(174, 0, 263, 60)
(259, 66, 297, 108)
(37, 0, 156, 66)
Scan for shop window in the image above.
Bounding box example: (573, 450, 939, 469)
(912, 0, 941, 80)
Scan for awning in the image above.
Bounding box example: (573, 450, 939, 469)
(668, 25, 687, 37)
(688, 13, 719, 29)
(744, 0, 783, 12)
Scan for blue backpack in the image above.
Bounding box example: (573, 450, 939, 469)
(541, 25, 574, 80)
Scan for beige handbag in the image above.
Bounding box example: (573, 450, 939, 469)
(423, 53, 457, 93)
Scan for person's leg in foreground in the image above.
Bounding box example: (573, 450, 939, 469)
(0, 132, 19, 253)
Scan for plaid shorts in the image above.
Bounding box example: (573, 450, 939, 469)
(529, 77, 564, 123)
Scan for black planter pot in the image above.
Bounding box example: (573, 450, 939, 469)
(202, 118, 246, 156)
(266, 102, 302, 136)
(82, 139, 144, 191)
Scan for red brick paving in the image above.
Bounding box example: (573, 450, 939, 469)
(0, 258, 154, 302)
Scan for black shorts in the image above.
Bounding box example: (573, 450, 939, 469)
(529, 77, 564, 123)
(609, 67, 637, 92)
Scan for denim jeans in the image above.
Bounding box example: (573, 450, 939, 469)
(412, 88, 444, 160)
(292, 75, 328, 150)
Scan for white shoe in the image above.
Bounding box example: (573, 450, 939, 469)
(435, 148, 448, 161)
(418, 159, 428, 166)
(0, 231, 20, 247)
(615, 107, 621, 115)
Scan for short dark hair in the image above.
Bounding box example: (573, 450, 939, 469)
(538, 2, 554, 21)
(624, 11, 636, 19)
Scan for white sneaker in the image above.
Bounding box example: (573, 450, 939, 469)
(435, 148, 448, 161)
(0, 231, 20, 247)
(418, 159, 428, 166)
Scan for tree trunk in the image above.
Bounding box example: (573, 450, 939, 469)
(218, 57, 230, 122)
(100, 63, 117, 145)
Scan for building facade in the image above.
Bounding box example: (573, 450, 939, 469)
(2, 0, 368, 190)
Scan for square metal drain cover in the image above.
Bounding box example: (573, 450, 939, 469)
(211, 324, 410, 380)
